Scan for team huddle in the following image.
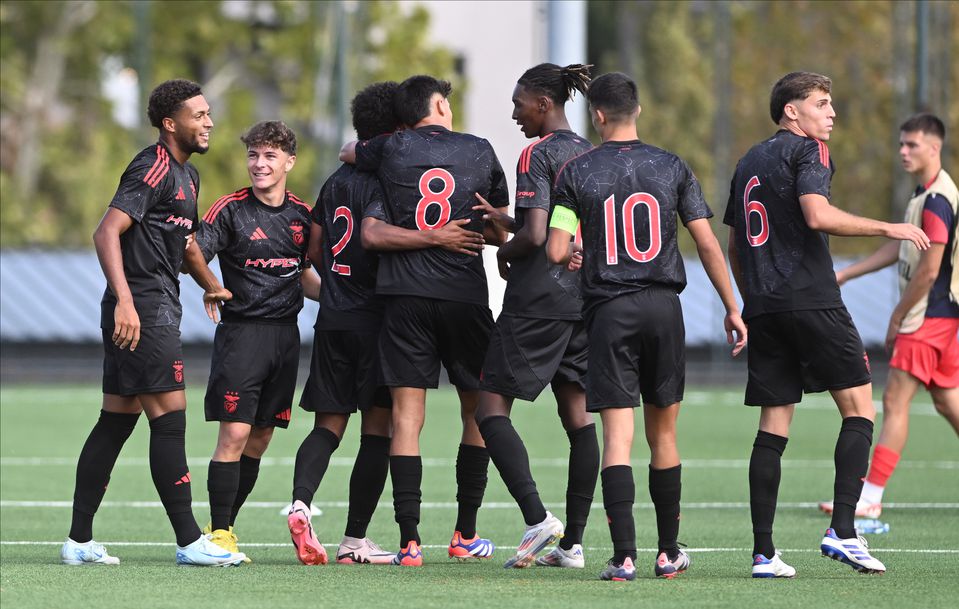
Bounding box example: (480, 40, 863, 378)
(61, 65, 958, 580)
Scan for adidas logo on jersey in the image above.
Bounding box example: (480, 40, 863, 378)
(250, 227, 268, 241)
(175, 186, 186, 200)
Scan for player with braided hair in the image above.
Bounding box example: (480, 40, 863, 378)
(471, 63, 599, 570)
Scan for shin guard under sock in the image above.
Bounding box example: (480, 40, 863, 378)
(601, 465, 636, 564)
(291, 427, 340, 505)
(749, 430, 787, 558)
(149, 411, 201, 547)
(479, 416, 546, 526)
(70, 410, 139, 543)
(562, 423, 598, 549)
(831, 417, 873, 538)
(345, 434, 390, 539)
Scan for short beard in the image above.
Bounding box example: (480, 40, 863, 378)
(178, 133, 209, 155)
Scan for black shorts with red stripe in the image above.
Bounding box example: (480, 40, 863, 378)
(203, 321, 300, 428)
(102, 326, 186, 396)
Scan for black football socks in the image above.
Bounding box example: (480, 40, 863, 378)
(454, 443, 489, 539)
(344, 434, 390, 539)
(561, 423, 599, 550)
(207, 460, 240, 531)
(148, 411, 201, 547)
(831, 416, 874, 539)
(69, 410, 139, 543)
(292, 427, 340, 505)
(230, 454, 260, 526)
(478, 416, 547, 526)
(749, 430, 788, 558)
(602, 465, 636, 564)
(649, 463, 682, 559)
(391, 455, 422, 546)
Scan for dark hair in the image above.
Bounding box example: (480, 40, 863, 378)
(517, 63, 592, 104)
(351, 81, 401, 140)
(147, 79, 203, 129)
(769, 71, 832, 124)
(586, 72, 639, 123)
(394, 75, 453, 127)
(900, 113, 946, 140)
(240, 121, 297, 155)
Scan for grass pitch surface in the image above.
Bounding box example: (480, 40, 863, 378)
(1, 384, 956, 608)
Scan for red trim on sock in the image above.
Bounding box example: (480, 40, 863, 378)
(865, 445, 900, 486)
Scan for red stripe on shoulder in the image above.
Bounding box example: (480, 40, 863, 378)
(143, 145, 170, 188)
(287, 191, 312, 211)
(815, 138, 830, 168)
(518, 132, 555, 174)
(202, 188, 249, 223)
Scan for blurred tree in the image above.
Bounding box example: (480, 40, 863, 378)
(587, 0, 958, 255)
(0, 0, 457, 247)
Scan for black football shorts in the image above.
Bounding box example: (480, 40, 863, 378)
(204, 322, 300, 428)
(379, 296, 493, 390)
(300, 328, 392, 414)
(102, 325, 185, 396)
(583, 287, 685, 411)
(744, 307, 871, 406)
(479, 315, 587, 401)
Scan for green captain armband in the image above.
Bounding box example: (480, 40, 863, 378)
(549, 206, 579, 234)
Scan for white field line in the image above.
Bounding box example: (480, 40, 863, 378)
(2, 457, 957, 469)
(2, 500, 957, 510)
(2, 540, 957, 554)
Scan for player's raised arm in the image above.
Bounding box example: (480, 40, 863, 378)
(800, 194, 930, 250)
(835, 240, 899, 285)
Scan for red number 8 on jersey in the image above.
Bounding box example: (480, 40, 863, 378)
(743, 175, 769, 247)
(416, 168, 454, 230)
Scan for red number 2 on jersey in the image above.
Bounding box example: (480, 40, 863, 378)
(330, 206, 353, 276)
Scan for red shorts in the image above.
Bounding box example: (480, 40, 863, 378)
(890, 317, 959, 388)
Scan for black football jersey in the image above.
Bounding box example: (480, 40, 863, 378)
(553, 140, 712, 310)
(195, 187, 312, 322)
(723, 130, 843, 319)
(100, 142, 200, 328)
(502, 130, 592, 320)
(312, 164, 386, 330)
(356, 125, 509, 306)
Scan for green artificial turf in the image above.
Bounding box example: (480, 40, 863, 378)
(1, 384, 956, 608)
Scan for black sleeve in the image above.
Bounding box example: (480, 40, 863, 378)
(795, 139, 833, 199)
(355, 134, 390, 172)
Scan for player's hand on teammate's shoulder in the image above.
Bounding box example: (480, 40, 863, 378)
(432, 218, 484, 256)
(884, 222, 930, 251)
(113, 301, 141, 351)
(724, 311, 747, 357)
(203, 287, 233, 324)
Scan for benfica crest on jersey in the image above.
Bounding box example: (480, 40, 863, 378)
(290, 221, 305, 246)
(172, 360, 184, 383)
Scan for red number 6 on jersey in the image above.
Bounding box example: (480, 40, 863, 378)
(415, 168, 454, 230)
(743, 175, 769, 247)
